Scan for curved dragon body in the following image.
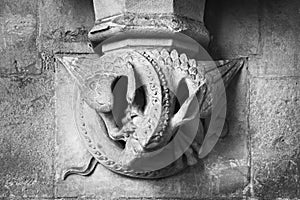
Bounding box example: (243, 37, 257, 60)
(58, 48, 245, 179)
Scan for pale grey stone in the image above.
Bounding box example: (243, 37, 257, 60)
(250, 77, 300, 198)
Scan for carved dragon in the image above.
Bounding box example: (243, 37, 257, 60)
(57, 48, 245, 179)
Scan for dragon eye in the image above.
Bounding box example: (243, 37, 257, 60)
(89, 81, 97, 90)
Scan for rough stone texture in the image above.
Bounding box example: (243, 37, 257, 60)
(247, 0, 300, 199)
(54, 56, 248, 199)
(250, 78, 300, 199)
(93, 0, 206, 22)
(126, 0, 206, 21)
(1, 0, 300, 199)
(0, 73, 55, 198)
(226, 66, 249, 123)
(204, 121, 249, 197)
(248, 0, 300, 77)
(0, 0, 55, 198)
(0, 0, 38, 71)
(0, 0, 248, 198)
(38, 0, 94, 53)
(93, 0, 126, 20)
(126, 0, 173, 15)
(205, 0, 260, 59)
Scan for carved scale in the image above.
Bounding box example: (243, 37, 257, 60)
(57, 0, 245, 179)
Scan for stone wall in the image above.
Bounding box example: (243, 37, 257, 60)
(0, 0, 299, 199)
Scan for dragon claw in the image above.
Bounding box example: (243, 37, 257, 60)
(184, 147, 198, 166)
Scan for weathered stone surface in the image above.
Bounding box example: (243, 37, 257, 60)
(1, 0, 299, 199)
(125, 0, 173, 15)
(37, 0, 95, 54)
(0, 71, 55, 198)
(93, 0, 205, 22)
(38, 0, 94, 49)
(89, 0, 209, 48)
(125, 0, 205, 21)
(93, 0, 125, 20)
(173, 0, 206, 21)
(205, 0, 259, 59)
(0, 1, 54, 198)
(250, 77, 300, 199)
(0, 0, 37, 71)
(41, 40, 94, 54)
(201, 63, 249, 197)
(213, 122, 248, 160)
(206, 119, 249, 196)
(54, 57, 248, 199)
(0, 0, 37, 16)
(226, 65, 249, 123)
(249, 0, 300, 77)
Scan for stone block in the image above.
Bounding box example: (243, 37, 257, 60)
(0, 0, 37, 16)
(0, 1, 55, 197)
(93, 0, 126, 21)
(93, 0, 206, 21)
(213, 121, 248, 160)
(226, 65, 249, 123)
(250, 77, 300, 198)
(38, 0, 94, 43)
(125, 0, 173, 15)
(41, 40, 94, 54)
(253, 0, 300, 76)
(54, 56, 248, 199)
(0, 72, 55, 198)
(205, 0, 259, 59)
(205, 119, 249, 196)
(218, 167, 248, 195)
(125, 0, 205, 21)
(173, 0, 206, 21)
(89, 0, 209, 48)
(0, 0, 37, 71)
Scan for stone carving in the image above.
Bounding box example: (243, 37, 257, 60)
(55, 0, 245, 180)
(57, 48, 245, 179)
(88, 13, 209, 48)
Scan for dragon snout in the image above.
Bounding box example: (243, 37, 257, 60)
(98, 103, 112, 112)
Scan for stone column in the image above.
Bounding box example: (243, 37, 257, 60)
(88, 0, 210, 52)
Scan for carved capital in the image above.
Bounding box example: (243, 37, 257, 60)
(57, 0, 245, 179)
(58, 47, 245, 179)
